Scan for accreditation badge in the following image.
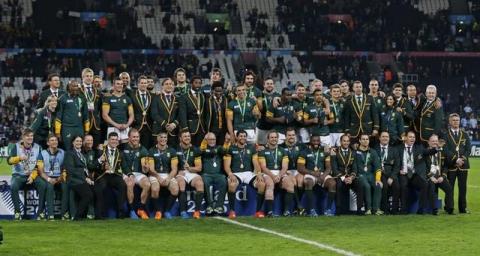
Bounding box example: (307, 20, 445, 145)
(87, 102, 94, 111)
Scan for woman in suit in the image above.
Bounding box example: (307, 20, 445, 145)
(64, 136, 94, 220)
(30, 95, 57, 148)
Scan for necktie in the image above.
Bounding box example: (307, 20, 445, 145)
(142, 93, 147, 108)
(53, 91, 58, 98)
(454, 130, 458, 137)
(356, 96, 362, 105)
(407, 146, 412, 155)
(343, 150, 347, 157)
(110, 149, 114, 157)
(87, 87, 93, 98)
(381, 147, 386, 159)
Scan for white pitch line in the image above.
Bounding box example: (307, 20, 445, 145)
(468, 185, 479, 188)
(214, 217, 360, 256)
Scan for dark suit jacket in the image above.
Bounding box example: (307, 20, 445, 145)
(374, 144, 401, 180)
(65, 150, 88, 186)
(131, 89, 153, 132)
(150, 93, 179, 136)
(178, 90, 206, 135)
(344, 93, 380, 137)
(397, 144, 436, 180)
(204, 95, 227, 133)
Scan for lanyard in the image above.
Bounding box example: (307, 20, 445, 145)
(314, 149, 320, 168)
(237, 99, 247, 121)
(183, 148, 191, 165)
(363, 151, 370, 171)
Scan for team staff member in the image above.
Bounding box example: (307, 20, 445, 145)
(256, 78, 280, 145)
(392, 83, 414, 132)
(38, 135, 68, 220)
(131, 75, 154, 149)
(31, 95, 57, 148)
(65, 136, 94, 220)
(82, 134, 98, 219)
(94, 132, 127, 219)
(151, 78, 180, 146)
(102, 78, 134, 144)
(224, 130, 265, 219)
(121, 129, 150, 219)
(368, 79, 386, 119)
(37, 73, 65, 109)
(226, 84, 261, 144)
(416, 85, 444, 144)
(297, 135, 336, 217)
(425, 135, 454, 215)
(258, 131, 292, 217)
(445, 113, 471, 214)
(81, 68, 103, 147)
(178, 76, 206, 146)
(176, 131, 204, 219)
(55, 80, 90, 150)
(201, 67, 223, 95)
(200, 133, 227, 215)
(374, 132, 401, 214)
(204, 81, 228, 145)
(8, 129, 47, 220)
(344, 81, 380, 143)
(380, 95, 405, 145)
(398, 131, 432, 214)
(148, 132, 180, 220)
(353, 134, 383, 215)
(331, 134, 364, 215)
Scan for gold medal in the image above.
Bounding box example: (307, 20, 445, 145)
(142, 111, 146, 116)
(274, 164, 278, 170)
(197, 110, 201, 115)
(364, 166, 368, 171)
(78, 112, 82, 117)
(240, 163, 244, 169)
(335, 118, 339, 123)
(160, 166, 163, 172)
(213, 161, 217, 167)
(314, 167, 319, 172)
(456, 146, 459, 151)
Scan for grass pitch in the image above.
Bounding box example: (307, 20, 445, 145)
(0, 159, 479, 255)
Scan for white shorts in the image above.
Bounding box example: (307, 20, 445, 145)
(263, 170, 287, 178)
(330, 133, 342, 147)
(233, 171, 255, 184)
(178, 171, 200, 184)
(304, 174, 317, 183)
(298, 128, 310, 143)
(287, 169, 298, 176)
(235, 129, 256, 144)
(132, 172, 150, 184)
(256, 128, 269, 145)
(153, 173, 176, 184)
(320, 135, 332, 147)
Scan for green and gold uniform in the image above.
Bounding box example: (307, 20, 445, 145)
(328, 98, 345, 134)
(176, 145, 203, 212)
(226, 97, 258, 130)
(149, 146, 178, 174)
(37, 88, 66, 109)
(151, 93, 180, 146)
(380, 107, 405, 144)
(178, 89, 206, 146)
(121, 144, 149, 175)
(344, 93, 380, 139)
(131, 89, 153, 148)
(353, 148, 382, 212)
(257, 91, 281, 142)
(102, 94, 133, 125)
(394, 97, 414, 132)
(444, 128, 471, 212)
(224, 144, 257, 174)
(81, 84, 103, 147)
(55, 93, 90, 150)
(416, 99, 444, 143)
(201, 144, 227, 210)
(246, 85, 263, 99)
(258, 146, 289, 171)
(30, 107, 56, 148)
(303, 102, 330, 137)
(268, 100, 297, 135)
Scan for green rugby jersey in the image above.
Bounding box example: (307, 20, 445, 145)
(103, 94, 133, 124)
(121, 144, 149, 175)
(224, 144, 257, 173)
(148, 146, 178, 174)
(258, 146, 289, 170)
(297, 146, 329, 172)
(226, 97, 258, 130)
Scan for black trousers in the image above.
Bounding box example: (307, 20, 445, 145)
(71, 183, 94, 219)
(191, 131, 206, 147)
(94, 174, 126, 218)
(139, 128, 153, 149)
(381, 175, 400, 213)
(447, 171, 468, 211)
(427, 178, 453, 211)
(336, 178, 364, 214)
(90, 127, 104, 149)
(399, 174, 427, 213)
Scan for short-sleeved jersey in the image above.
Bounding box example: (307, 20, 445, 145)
(121, 144, 149, 174)
(258, 146, 289, 170)
(103, 94, 132, 124)
(297, 147, 329, 171)
(224, 144, 257, 173)
(148, 146, 178, 174)
(226, 98, 257, 130)
(176, 146, 202, 170)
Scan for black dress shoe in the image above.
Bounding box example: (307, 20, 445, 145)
(432, 210, 438, 216)
(459, 209, 471, 214)
(417, 209, 424, 215)
(446, 208, 455, 215)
